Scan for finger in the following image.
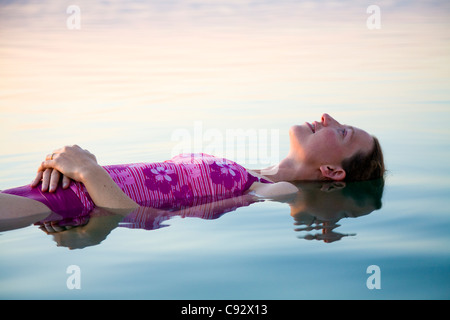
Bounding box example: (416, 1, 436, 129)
(41, 168, 52, 192)
(43, 222, 56, 233)
(46, 149, 62, 160)
(49, 169, 61, 193)
(37, 159, 55, 172)
(50, 221, 65, 233)
(62, 175, 71, 189)
(31, 170, 43, 188)
(38, 225, 50, 235)
(33, 157, 57, 187)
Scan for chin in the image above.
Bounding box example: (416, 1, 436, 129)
(289, 124, 303, 135)
(289, 124, 311, 144)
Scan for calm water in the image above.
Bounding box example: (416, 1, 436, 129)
(1, 0, 450, 300)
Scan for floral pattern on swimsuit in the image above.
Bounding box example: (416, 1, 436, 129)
(70, 153, 272, 211)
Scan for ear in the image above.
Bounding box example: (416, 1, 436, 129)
(319, 165, 346, 181)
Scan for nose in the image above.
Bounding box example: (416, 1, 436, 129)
(321, 113, 339, 127)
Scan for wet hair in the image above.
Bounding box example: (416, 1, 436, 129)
(341, 136, 385, 182)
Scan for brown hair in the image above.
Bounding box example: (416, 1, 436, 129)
(341, 136, 385, 181)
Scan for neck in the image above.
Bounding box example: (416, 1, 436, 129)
(256, 154, 316, 182)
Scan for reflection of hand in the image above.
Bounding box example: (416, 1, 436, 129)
(47, 222, 97, 249)
(38, 221, 75, 233)
(31, 145, 99, 192)
(37, 207, 132, 249)
(36, 211, 90, 234)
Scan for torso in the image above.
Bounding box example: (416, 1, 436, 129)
(96, 153, 273, 208)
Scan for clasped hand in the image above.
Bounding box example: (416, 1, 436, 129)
(31, 145, 98, 192)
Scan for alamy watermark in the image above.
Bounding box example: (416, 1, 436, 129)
(66, 265, 81, 290)
(366, 5, 381, 30)
(366, 265, 381, 289)
(66, 5, 81, 30)
(171, 122, 280, 174)
(65, 4, 380, 31)
(64, 264, 381, 291)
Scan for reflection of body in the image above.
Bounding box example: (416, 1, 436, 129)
(36, 179, 384, 249)
(37, 194, 260, 250)
(1, 114, 385, 233)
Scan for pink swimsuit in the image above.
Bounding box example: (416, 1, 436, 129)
(2, 153, 272, 214)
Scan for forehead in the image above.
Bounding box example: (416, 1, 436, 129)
(351, 127, 374, 155)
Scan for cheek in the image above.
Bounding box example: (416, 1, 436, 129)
(307, 131, 343, 163)
(319, 131, 339, 149)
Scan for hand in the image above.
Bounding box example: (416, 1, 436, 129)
(31, 145, 99, 192)
(31, 150, 71, 192)
(31, 167, 72, 192)
(32, 145, 138, 209)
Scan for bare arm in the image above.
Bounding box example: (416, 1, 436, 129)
(77, 165, 139, 209)
(32, 145, 139, 209)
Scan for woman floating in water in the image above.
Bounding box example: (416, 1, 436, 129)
(1, 113, 385, 231)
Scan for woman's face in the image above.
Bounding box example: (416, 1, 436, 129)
(289, 114, 374, 176)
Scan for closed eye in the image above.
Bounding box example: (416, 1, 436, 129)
(344, 126, 355, 142)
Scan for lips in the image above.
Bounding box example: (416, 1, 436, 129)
(306, 122, 315, 133)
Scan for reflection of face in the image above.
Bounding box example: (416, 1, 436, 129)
(289, 113, 374, 169)
(290, 183, 376, 222)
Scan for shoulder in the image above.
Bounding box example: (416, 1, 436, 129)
(248, 181, 299, 198)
